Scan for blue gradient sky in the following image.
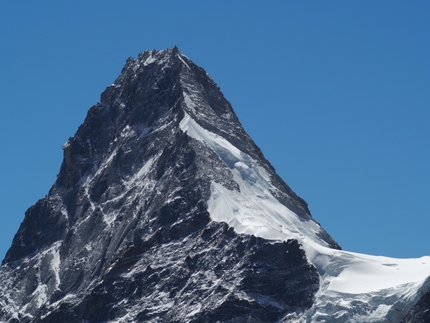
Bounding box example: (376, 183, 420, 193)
(1, 1, 429, 260)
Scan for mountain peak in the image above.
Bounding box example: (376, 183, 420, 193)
(3, 49, 427, 323)
(136, 46, 181, 65)
(1, 48, 337, 322)
(122, 46, 187, 75)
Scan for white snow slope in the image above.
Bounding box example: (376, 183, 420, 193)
(180, 105, 430, 322)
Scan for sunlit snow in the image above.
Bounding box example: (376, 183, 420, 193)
(179, 105, 430, 322)
(50, 242, 61, 291)
(180, 111, 329, 247)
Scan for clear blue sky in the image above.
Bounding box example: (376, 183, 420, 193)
(1, 1, 429, 260)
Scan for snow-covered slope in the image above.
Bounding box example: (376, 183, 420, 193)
(0, 47, 428, 323)
(180, 91, 430, 322)
(180, 111, 328, 247)
(305, 244, 430, 322)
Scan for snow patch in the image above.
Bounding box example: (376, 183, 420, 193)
(143, 55, 156, 66)
(32, 284, 48, 308)
(183, 92, 196, 111)
(178, 54, 191, 70)
(50, 241, 61, 290)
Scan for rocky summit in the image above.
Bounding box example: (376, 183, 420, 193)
(0, 47, 429, 323)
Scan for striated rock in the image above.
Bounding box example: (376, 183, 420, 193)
(0, 47, 334, 322)
(2, 47, 427, 323)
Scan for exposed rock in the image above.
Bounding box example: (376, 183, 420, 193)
(0, 48, 335, 322)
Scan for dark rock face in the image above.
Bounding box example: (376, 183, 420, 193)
(0, 47, 337, 322)
(403, 287, 430, 323)
(33, 228, 319, 323)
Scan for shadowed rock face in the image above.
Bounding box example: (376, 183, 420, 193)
(0, 47, 338, 323)
(33, 228, 319, 323)
(404, 287, 430, 323)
